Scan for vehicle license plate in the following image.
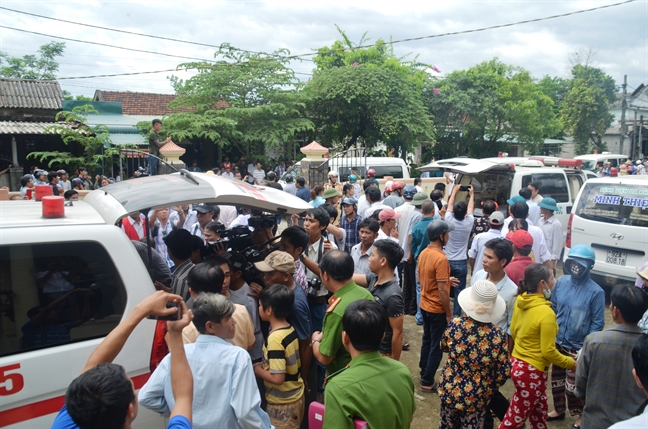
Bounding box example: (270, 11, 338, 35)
(606, 250, 627, 266)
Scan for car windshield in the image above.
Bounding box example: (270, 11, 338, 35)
(581, 160, 596, 171)
(575, 183, 648, 227)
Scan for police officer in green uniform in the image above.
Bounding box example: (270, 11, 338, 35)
(148, 119, 170, 175)
(323, 300, 416, 429)
(311, 250, 374, 377)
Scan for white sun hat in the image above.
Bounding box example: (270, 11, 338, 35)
(457, 279, 506, 323)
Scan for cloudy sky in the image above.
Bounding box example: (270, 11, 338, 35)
(1, 0, 646, 98)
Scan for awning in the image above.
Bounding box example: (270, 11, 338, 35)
(0, 121, 67, 134)
(109, 133, 146, 146)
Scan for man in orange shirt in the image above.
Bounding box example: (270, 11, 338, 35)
(418, 220, 455, 393)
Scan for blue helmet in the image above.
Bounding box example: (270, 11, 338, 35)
(348, 174, 358, 183)
(567, 244, 595, 263)
(403, 185, 417, 199)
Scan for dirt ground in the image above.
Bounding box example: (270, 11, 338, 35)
(401, 294, 614, 429)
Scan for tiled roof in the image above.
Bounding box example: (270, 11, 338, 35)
(0, 79, 63, 110)
(0, 121, 66, 134)
(93, 90, 191, 116)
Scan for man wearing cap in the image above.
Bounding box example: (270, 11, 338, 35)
(323, 187, 340, 206)
(189, 204, 217, 240)
(254, 251, 312, 393)
(504, 229, 535, 287)
(71, 177, 85, 191)
(538, 197, 563, 271)
(636, 160, 646, 175)
(221, 164, 234, 179)
(502, 195, 526, 234)
(283, 175, 297, 196)
(377, 208, 401, 243)
(383, 181, 405, 209)
(339, 197, 362, 253)
(468, 211, 505, 275)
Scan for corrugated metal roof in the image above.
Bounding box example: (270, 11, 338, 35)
(109, 133, 146, 146)
(0, 79, 63, 109)
(0, 121, 65, 134)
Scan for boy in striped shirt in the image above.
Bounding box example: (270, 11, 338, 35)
(254, 284, 305, 428)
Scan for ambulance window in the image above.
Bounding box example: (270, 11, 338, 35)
(521, 173, 570, 203)
(0, 242, 127, 357)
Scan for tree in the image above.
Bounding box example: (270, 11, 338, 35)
(0, 42, 65, 80)
(560, 64, 616, 154)
(303, 30, 433, 160)
(28, 105, 116, 171)
(164, 43, 314, 159)
(425, 59, 560, 159)
(62, 90, 93, 101)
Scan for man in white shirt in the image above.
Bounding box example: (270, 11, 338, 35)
(363, 187, 388, 218)
(189, 204, 217, 240)
(220, 163, 234, 179)
(252, 162, 266, 184)
(376, 208, 401, 243)
(528, 181, 544, 204)
(396, 186, 418, 315)
(445, 184, 475, 316)
(538, 197, 563, 271)
(351, 218, 379, 277)
(357, 181, 376, 216)
(520, 188, 541, 226)
(468, 211, 505, 275)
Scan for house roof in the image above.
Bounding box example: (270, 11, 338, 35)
(0, 121, 66, 134)
(0, 79, 63, 110)
(93, 90, 188, 116)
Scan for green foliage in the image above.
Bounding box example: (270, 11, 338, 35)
(425, 59, 560, 159)
(305, 28, 433, 157)
(560, 64, 616, 154)
(165, 43, 314, 158)
(0, 42, 65, 80)
(28, 105, 117, 170)
(62, 90, 93, 101)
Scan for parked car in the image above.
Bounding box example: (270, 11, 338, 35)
(574, 152, 629, 171)
(564, 175, 648, 298)
(0, 171, 311, 428)
(280, 156, 410, 184)
(418, 157, 591, 234)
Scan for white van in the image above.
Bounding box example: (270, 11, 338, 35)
(565, 175, 648, 296)
(280, 156, 410, 183)
(418, 157, 591, 232)
(574, 153, 629, 171)
(0, 172, 311, 428)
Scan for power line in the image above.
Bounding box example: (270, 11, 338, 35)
(20, 0, 637, 80)
(0, 6, 314, 62)
(0, 25, 220, 63)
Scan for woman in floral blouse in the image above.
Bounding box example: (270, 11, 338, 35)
(438, 279, 510, 429)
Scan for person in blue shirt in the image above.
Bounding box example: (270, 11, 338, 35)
(295, 177, 310, 203)
(51, 291, 194, 429)
(547, 244, 605, 427)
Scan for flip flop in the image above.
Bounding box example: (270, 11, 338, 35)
(420, 383, 438, 393)
(402, 341, 410, 351)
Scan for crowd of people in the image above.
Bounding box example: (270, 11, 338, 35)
(34, 141, 648, 429)
(595, 159, 648, 176)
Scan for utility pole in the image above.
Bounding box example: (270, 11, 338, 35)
(619, 75, 627, 155)
(640, 115, 644, 159)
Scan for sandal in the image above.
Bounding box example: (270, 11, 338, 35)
(402, 341, 410, 351)
(420, 383, 438, 393)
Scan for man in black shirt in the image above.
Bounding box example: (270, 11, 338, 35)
(353, 239, 405, 360)
(148, 119, 170, 175)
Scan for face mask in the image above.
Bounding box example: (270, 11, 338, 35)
(569, 263, 584, 278)
(542, 287, 552, 300)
